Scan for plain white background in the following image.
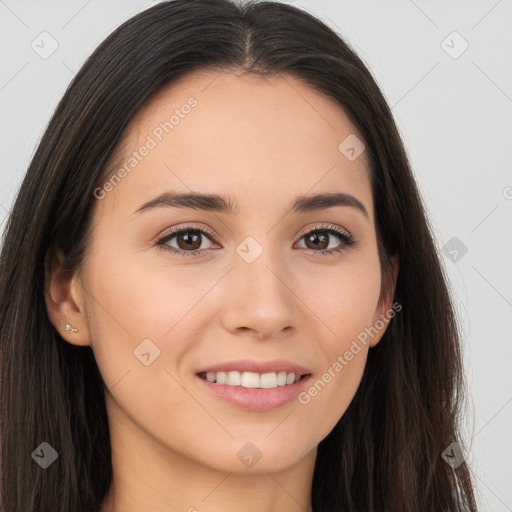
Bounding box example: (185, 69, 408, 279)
(1, 1, 511, 510)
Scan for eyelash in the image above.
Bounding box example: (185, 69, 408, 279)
(155, 223, 356, 258)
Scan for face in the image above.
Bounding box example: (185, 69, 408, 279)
(50, 69, 397, 475)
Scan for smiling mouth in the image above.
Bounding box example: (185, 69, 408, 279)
(197, 370, 311, 389)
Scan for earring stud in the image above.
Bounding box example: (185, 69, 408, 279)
(64, 323, 78, 333)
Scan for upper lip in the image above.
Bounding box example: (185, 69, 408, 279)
(196, 359, 312, 376)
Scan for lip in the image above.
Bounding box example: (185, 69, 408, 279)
(195, 359, 312, 376)
(194, 359, 313, 412)
(195, 373, 313, 412)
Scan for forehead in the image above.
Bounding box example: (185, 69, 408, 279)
(100, 69, 373, 221)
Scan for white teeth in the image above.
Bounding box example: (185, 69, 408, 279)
(240, 371, 259, 388)
(227, 371, 242, 386)
(201, 370, 303, 389)
(260, 372, 277, 388)
(276, 371, 287, 386)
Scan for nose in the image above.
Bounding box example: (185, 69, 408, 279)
(220, 242, 300, 341)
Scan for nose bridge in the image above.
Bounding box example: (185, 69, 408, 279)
(221, 232, 299, 337)
(235, 231, 289, 298)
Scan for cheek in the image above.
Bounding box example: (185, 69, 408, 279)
(302, 256, 382, 347)
(82, 250, 206, 444)
(292, 260, 381, 436)
(81, 247, 195, 386)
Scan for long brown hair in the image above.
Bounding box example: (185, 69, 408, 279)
(0, 0, 478, 510)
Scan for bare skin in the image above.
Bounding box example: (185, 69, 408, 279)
(45, 69, 398, 512)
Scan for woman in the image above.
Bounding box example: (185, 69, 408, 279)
(0, 0, 478, 510)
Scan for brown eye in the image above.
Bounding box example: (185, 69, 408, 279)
(303, 230, 330, 251)
(174, 230, 202, 251)
(295, 225, 355, 256)
(156, 225, 217, 257)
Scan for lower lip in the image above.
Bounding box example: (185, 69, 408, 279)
(195, 374, 313, 412)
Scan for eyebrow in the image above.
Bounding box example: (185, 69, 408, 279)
(133, 191, 368, 219)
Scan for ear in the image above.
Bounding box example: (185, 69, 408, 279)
(368, 253, 399, 348)
(44, 247, 91, 347)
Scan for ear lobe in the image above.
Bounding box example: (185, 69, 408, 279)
(369, 253, 399, 348)
(44, 247, 90, 347)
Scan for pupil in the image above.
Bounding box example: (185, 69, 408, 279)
(308, 232, 327, 250)
(180, 232, 200, 250)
